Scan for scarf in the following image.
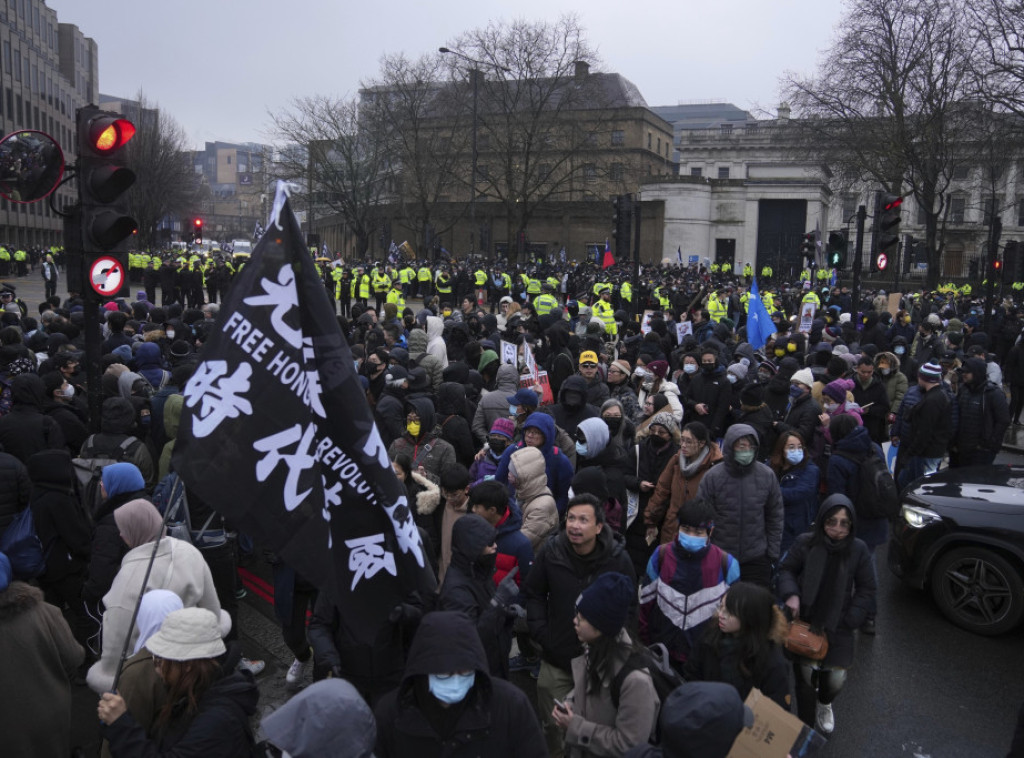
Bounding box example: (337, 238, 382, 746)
(679, 444, 710, 478)
(113, 498, 167, 549)
(798, 537, 849, 633)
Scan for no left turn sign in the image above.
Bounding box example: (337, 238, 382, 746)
(89, 256, 125, 297)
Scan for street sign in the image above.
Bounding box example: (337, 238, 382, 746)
(89, 255, 125, 296)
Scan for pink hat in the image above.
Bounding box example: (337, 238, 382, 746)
(823, 378, 854, 403)
(646, 360, 669, 379)
(489, 417, 516, 440)
(103, 302, 120, 312)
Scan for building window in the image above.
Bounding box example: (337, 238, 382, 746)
(611, 130, 624, 146)
(982, 196, 1003, 224)
(949, 195, 966, 224)
(656, 137, 661, 153)
(610, 163, 624, 181)
(916, 199, 930, 225)
(12, 50, 19, 81)
(718, 167, 730, 180)
(952, 165, 970, 181)
(690, 167, 703, 178)
(842, 194, 858, 220)
(647, 132, 652, 149)
(1018, 198, 1024, 227)
(720, 124, 733, 135)
(227, 155, 231, 165)
(583, 164, 597, 182)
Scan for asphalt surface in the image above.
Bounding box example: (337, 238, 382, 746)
(17, 269, 1015, 757)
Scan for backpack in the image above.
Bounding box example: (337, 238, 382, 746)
(835, 449, 899, 519)
(73, 435, 144, 516)
(0, 506, 46, 579)
(610, 642, 684, 712)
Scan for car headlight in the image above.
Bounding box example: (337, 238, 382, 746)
(901, 504, 942, 529)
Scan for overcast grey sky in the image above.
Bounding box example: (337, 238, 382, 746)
(47, 0, 847, 149)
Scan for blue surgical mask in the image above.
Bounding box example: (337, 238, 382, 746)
(677, 532, 708, 552)
(895, 346, 906, 355)
(683, 364, 698, 374)
(428, 672, 475, 704)
(509, 405, 518, 417)
(575, 441, 589, 457)
(789, 385, 805, 399)
(727, 373, 738, 384)
(785, 449, 804, 465)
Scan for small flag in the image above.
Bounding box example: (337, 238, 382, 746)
(559, 246, 566, 264)
(830, 269, 837, 287)
(677, 246, 683, 265)
(746, 277, 776, 351)
(602, 239, 615, 270)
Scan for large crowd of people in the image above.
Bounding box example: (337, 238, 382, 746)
(1, 252, 1023, 758)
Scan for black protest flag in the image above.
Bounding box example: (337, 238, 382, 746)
(172, 190, 435, 644)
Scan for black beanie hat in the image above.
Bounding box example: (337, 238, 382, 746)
(575, 572, 634, 638)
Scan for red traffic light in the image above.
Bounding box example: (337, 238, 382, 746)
(882, 195, 903, 212)
(89, 117, 135, 154)
(194, 218, 203, 227)
(994, 260, 1002, 270)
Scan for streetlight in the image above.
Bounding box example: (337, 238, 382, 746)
(439, 46, 510, 254)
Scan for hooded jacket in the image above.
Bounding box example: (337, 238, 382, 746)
(697, 424, 784, 562)
(425, 316, 449, 369)
(436, 382, 475, 467)
(407, 328, 444, 392)
(509, 446, 558, 550)
(261, 678, 376, 758)
(494, 411, 575, 514)
(82, 397, 156, 486)
(0, 374, 65, 464)
(387, 397, 456, 479)
(493, 499, 534, 586)
(955, 357, 1010, 455)
(576, 416, 631, 518)
(777, 495, 876, 668)
(438, 515, 511, 677)
(553, 375, 600, 437)
(0, 445, 29, 534)
(681, 364, 730, 438)
(875, 352, 909, 414)
(373, 611, 546, 758)
(523, 528, 636, 672)
(133, 342, 169, 391)
(472, 363, 521, 442)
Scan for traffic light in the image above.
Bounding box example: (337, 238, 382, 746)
(801, 232, 816, 267)
(827, 231, 847, 269)
(75, 106, 136, 297)
(875, 192, 902, 273)
(611, 194, 632, 257)
(993, 258, 1003, 281)
(1005, 241, 1022, 283)
(193, 218, 203, 245)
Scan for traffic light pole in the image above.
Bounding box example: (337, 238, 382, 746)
(632, 195, 642, 318)
(852, 205, 867, 315)
(82, 290, 104, 433)
(984, 215, 1002, 335)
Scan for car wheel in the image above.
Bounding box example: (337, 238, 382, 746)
(930, 547, 1024, 636)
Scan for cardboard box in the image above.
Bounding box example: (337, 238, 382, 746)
(726, 688, 811, 758)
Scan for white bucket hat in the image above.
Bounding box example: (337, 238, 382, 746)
(145, 607, 226, 661)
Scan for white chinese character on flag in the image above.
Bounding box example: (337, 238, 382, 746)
(253, 423, 317, 510)
(244, 264, 303, 348)
(345, 534, 397, 589)
(183, 360, 254, 438)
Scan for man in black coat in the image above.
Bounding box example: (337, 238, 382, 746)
(851, 357, 890, 445)
(374, 611, 546, 758)
(899, 362, 953, 486)
(523, 494, 636, 754)
(952, 357, 1009, 467)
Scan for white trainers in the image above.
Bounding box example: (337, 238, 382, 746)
(816, 702, 835, 734)
(285, 658, 305, 686)
(237, 657, 265, 676)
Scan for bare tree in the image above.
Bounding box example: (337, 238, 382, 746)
(269, 95, 391, 257)
(446, 15, 611, 261)
(968, 0, 1024, 120)
(362, 52, 472, 256)
(780, 0, 986, 288)
(124, 91, 196, 250)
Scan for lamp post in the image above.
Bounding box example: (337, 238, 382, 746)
(439, 47, 510, 256)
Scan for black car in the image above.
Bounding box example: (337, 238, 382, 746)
(888, 464, 1024, 636)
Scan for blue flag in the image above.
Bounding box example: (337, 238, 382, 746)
(747, 277, 776, 350)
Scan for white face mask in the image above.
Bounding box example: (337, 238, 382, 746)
(166, 329, 175, 340)
(62, 384, 75, 399)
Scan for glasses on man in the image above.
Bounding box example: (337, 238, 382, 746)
(581, 362, 597, 369)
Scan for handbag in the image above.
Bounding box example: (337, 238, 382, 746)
(785, 620, 829, 660)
